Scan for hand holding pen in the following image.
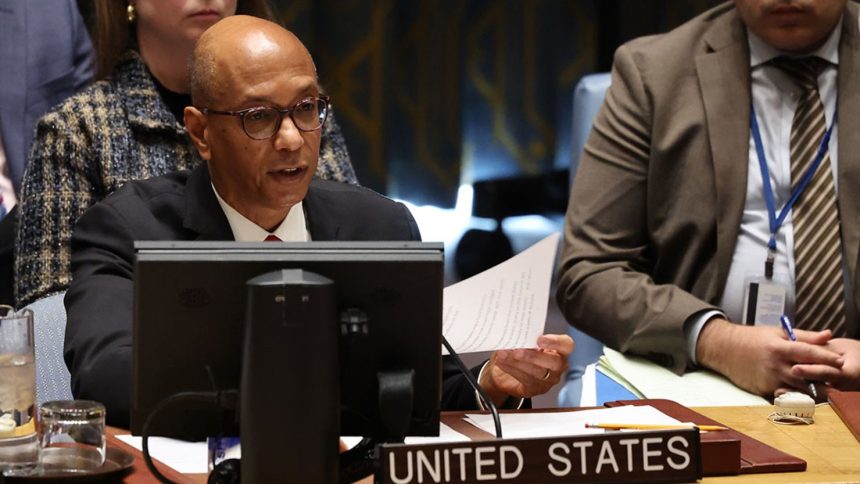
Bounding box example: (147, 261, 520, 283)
(779, 315, 818, 398)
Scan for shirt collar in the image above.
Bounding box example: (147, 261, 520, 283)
(748, 19, 841, 67)
(212, 183, 310, 242)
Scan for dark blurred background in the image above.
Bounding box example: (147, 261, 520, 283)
(274, 0, 724, 207)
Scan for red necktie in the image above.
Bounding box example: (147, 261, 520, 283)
(264, 234, 281, 242)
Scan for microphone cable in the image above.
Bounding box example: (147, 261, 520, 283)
(442, 336, 503, 438)
(140, 389, 238, 484)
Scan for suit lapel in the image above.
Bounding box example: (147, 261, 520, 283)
(696, 10, 751, 297)
(304, 180, 341, 241)
(182, 164, 234, 240)
(837, 3, 860, 332)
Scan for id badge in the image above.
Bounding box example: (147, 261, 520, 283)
(742, 277, 786, 327)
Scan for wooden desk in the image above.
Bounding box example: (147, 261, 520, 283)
(695, 405, 860, 483)
(110, 405, 860, 483)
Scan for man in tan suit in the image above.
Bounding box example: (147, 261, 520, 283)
(557, 0, 860, 398)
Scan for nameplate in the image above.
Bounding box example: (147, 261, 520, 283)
(380, 428, 701, 483)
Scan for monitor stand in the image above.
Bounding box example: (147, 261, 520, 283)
(240, 270, 339, 484)
(240, 270, 419, 483)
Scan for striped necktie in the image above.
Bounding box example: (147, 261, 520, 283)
(771, 56, 845, 335)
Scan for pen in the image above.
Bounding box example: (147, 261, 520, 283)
(585, 423, 727, 432)
(779, 315, 818, 399)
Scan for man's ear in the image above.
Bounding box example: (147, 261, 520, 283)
(184, 106, 212, 161)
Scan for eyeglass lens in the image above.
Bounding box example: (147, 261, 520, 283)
(243, 98, 328, 139)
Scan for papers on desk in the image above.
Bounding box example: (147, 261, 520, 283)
(404, 423, 472, 444)
(119, 423, 472, 475)
(116, 435, 208, 474)
(464, 405, 684, 439)
(442, 233, 560, 354)
(342, 422, 471, 450)
(599, 347, 770, 406)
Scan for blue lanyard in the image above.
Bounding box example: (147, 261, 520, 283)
(750, 103, 836, 278)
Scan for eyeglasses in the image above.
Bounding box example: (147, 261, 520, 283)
(200, 96, 330, 140)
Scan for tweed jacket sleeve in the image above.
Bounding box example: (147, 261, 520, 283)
(14, 94, 104, 307)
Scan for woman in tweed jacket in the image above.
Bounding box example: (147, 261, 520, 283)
(15, 0, 357, 306)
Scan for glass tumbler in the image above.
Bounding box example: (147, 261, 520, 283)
(39, 400, 106, 473)
(0, 306, 39, 476)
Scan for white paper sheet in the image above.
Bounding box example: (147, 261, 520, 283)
(119, 423, 471, 474)
(464, 405, 683, 439)
(342, 422, 471, 449)
(579, 363, 598, 407)
(600, 347, 770, 406)
(442, 233, 560, 354)
(116, 435, 209, 474)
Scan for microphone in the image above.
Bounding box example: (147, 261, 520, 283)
(442, 336, 503, 438)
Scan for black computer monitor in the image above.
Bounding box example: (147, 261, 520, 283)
(130, 241, 443, 442)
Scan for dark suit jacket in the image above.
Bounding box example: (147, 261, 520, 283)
(0, 0, 93, 192)
(0, 205, 14, 305)
(65, 165, 481, 427)
(557, 2, 860, 373)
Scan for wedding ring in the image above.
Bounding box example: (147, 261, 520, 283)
(541, 369, 551, 381)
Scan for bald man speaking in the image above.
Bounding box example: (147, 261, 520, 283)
(63, 16, 573, 427)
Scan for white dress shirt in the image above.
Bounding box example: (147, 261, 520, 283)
(686, 24, 856, 363)
(212, 184, 310, 242)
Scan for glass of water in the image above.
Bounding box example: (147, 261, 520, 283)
(39, 400, 106, 473)
(0, 306, 39, 476)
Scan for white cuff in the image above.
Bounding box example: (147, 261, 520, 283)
(684, 309, 725, 366)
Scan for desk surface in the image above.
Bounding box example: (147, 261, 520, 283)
(696, 405, 860, 483)
(112, 404, 860, 483)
